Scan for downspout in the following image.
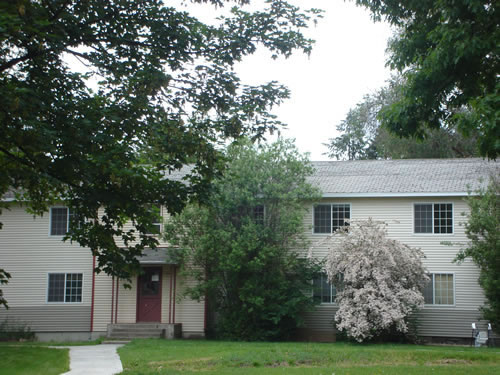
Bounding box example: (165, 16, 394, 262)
(90, 255, 96, 333)
(115, 278, 119, 323)
(204, 296, 207, 333)
(168, 265, 173, 324)
(111, 276, 115, 324)
(172, 265, 177, 324)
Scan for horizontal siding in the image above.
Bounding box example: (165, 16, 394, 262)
(174, 273, 205, 335)
(302, 197, 486, 338)
(93, 265, 205, 336)
(414, 309, 486, 338)
(116, 277, 138, 324)
(0, 205, 93, 308)
(0, 306, 91, 332)
(161, 266, 174, 324)
(301, 305, 489, 339)
(303, 305, 337, 332)
(114, 207, 171, 247)
(92, 272, 112, 332)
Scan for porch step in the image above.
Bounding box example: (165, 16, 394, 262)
(107, 323, 182, 339)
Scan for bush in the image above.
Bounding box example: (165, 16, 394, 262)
(0, 318, 36, 341)
(324, 219, 428, 342)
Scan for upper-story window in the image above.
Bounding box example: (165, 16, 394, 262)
(50, 207, 75, 236)
(252, 205, 265, 225)
(145, 205, 162, 235)
(313, 204, 350, 234)
(414, 203, 453, 234)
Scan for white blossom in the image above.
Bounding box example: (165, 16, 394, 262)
(324, 219, 428, 342)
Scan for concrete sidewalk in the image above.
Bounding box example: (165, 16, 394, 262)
(54, 344, 124, 375)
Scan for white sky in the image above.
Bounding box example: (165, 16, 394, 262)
(176, 0, 394, 160)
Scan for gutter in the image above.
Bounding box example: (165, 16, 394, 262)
(90, 255, 96, 333)
(321, 192, 475, 198)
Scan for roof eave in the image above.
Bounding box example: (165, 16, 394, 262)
(321, 192, 475, 198)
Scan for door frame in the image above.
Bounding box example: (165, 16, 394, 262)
(136, 266, 163, 322)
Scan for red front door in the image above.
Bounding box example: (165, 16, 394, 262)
(137, 267, 162, 322)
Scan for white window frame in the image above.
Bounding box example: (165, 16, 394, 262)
(413, 202, 454, 235)
(312, 203, 351, 235)
(46, 272, 84, 304)
(313, 273, 341, 305)
(146, 205, 163, 235)
(49, 206, 73, 236)
(423, 273, 455, 307)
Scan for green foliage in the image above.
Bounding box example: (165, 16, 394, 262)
(0, 0, 321, 287)
(0, 318, 35, 341)
(164, 139, 322, 341)
(325, 76, 478, 160)
(0, 269, 11, 309)
(354, 0, 499, 159)
(455, 176, 500, 327)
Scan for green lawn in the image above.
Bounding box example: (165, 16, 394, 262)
(0, 346, 69, 375)
(118, 339, 500, 375)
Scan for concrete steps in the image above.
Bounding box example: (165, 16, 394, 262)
(107, 323, 182, 339)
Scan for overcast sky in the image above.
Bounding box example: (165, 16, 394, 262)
(176, 0, 394, 160)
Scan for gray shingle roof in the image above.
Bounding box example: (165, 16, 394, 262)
(308, 158, 498, 196)
(3, 159, 498, 201)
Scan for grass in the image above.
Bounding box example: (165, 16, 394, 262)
(118, 339, 500, 375)
(0, 338, 103, 346)
(0, 346, 69, 375)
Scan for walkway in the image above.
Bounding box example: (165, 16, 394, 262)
(54, 344, 124, 375)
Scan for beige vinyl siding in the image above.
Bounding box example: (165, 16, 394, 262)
(92, 272, 113, 332)
(92, 265, 205, 337)
(0, 204, 93, 331)
(304, 197, 485, 338)
(0, 306, 91, 332)
(161, 266, 174, 324)
(116, 277, 138, 324)
(113, 206, 170, 248)
(174, 273, 205, 337)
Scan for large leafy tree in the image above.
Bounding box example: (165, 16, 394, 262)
(354, 0, 499, 159)
(0, 0, 321, 292)
(164, 139, 322, 341)
(325, 77, 478, 160)
(455, 176, 500, 327)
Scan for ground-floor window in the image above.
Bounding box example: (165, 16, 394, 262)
(313, 273, 343, 304)
(423, 273, 454, 305)
(47, 273, 83, 303)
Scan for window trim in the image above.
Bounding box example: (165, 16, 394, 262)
(413, 202, 454, 235)
(312, 203, 351, 235)
(49, 206, 72, 237)
(423, 272, 455, 307)
(252, 204, 266, 225)
(312, 273, 341, 305)
(145, 205, 163, 236)
(46, 272, 84, 304)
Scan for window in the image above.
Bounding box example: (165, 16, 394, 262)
(414, 203, 453, 234)
(424, 273, 454, 305)
(313, 273, 342, 304)
(252, 205, 265, 225)
(47, 273, 83, 303)
(145, 205, 162, 235)
(313, 204, 350, 233)
(50, 207, 76, 236)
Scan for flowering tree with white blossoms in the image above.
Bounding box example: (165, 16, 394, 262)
(324, 219, 428, 342)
